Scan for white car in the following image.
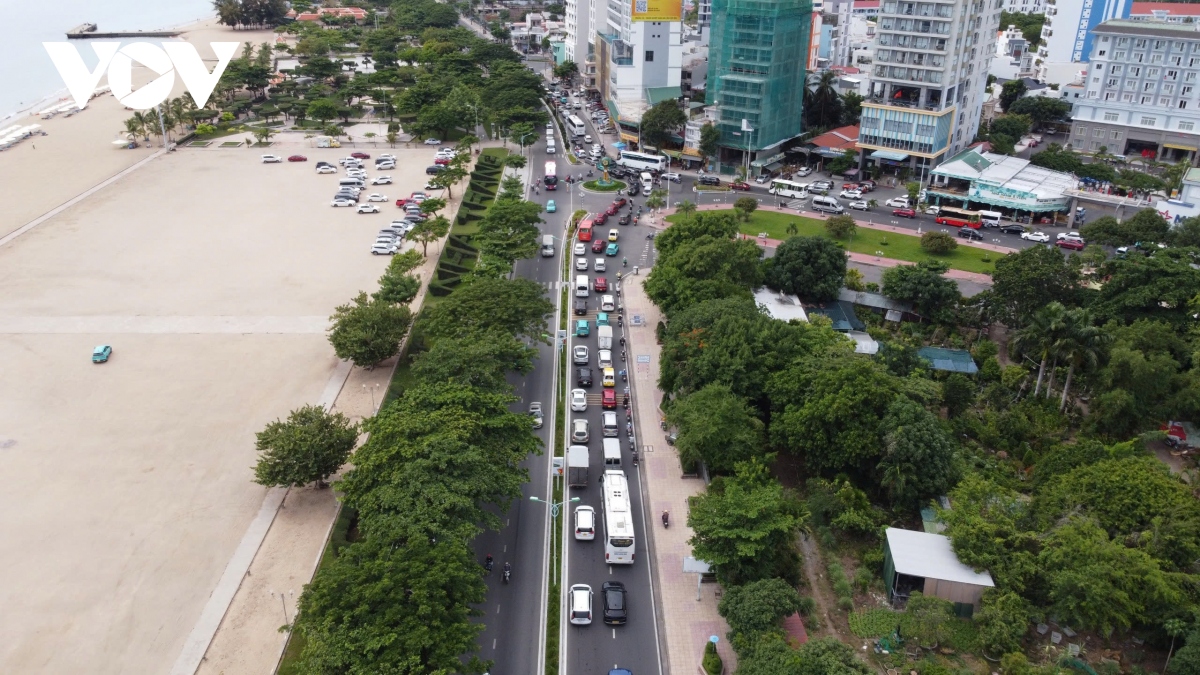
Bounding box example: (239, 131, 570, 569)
(371, 242, 398, 255)
(367, 193, 388, 202)
(391, 220, 416, 233)
(573, 345, 589, 365)
(424, 138, 443, 145)
(346, 169, 367, 178)
(569, 584, 593, 625)
(795, 166, 813, 177)
(424, 182, 441, 191)
(662, 172, 681, 182)
(594, 258, 606, 272)
(357, 204, 380, 214)
(1056, 231, 1082, 241)
(574, 242, 586, 256)
(1021, 231, 1051, 243)
(574, 505, 596, 540)
(316, 165, 337, 174)
(261, 154, 282, 163)
(571, 388, 588, 412)
(378, 154, 396, 161)
(572, 419, 590, 443)
(331, 198, 356, 207)
(585, 135, 593, 144)
(925, 205, 941, 216)
(849, 200, 870, 211)
(598, 349, 612, 369)
(885, 197, 911, 208)
(371, 176, 392, 185)
(576, 257, 589, 271)
(376, 162, 396, 171)
(340, 158, 363, 167)
(840, 189, 863, 199)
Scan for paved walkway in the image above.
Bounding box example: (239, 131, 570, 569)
(651, 204, 996, 285)
(623, 274, 736, 675)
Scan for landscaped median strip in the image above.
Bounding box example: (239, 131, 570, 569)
(664, 205, 1016, 276)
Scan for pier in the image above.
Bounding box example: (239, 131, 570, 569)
(66, 24, 181, 39)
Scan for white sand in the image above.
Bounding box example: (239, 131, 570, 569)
(0, 109, 453, 675)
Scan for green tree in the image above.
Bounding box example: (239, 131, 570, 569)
(688, 459, 806, 584)
(1013, 301, 1069, 396)
(940, 475, 1040, 593)
(906, 181, 922, 205)
(504, 154, 527, 169)
(699, 122, 722, 166)
(876, 397, 961, 510)
(976, 589, 1035, 657)
(640, 100, 687, 150)
(374, 268, 422, 305)
(424, 277, 553, 342)
(906, 592, 955, 647)
(306, 97, 340, 124)
(763, 235, 847, 302)
(667, 384, 766, 474)
(1053, 308, 1109, 411)
(718, 577, 804, 641)
(410, 215, 451, 256)
(1092, 248, 1200, 327)
(881, 261, 960, 322)
(1000, 79, 1028, 111)
(988, 245, 1081, 326)
(645, 228, 763, 314)
(429, 163, 468, 197)
(293, 538, 488, 674)
(476, 199, 543, 263)
(733, 196, 759, 222)
(1007, 96, 1072, 128)
(920, 230, 958, 255)
(1080, 210, 1171, 247)
(553, 59, 578, 81)
(805, 70, 843, 130)
(941, 373, 976, 418)
(825, 214, 857, 239)
(1168, 216, 1200, 247)
(828, 149, 858, 175)
(841, 91, 864, 125)
(419, 197, 447, 217)
(410, 332, 536, 392)
(796, 637, 874, 675)
(327, 291, 413, 367)
(990, 114, 1032, 142)
(252, 405, 358, 488)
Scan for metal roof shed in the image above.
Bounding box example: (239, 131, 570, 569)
(917, 347, 978, 374)
(883, 528, 994, 617)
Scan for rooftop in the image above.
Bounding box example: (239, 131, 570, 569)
(1185, 167, 1200, 185)
(1093, 18, 1200, 38)
(917, 347, 979, 374)
(808, 124, 860, 152)
(932, 146, 1076, 201)
(806, 300, 865, 331)
(886, 528, 995, 587)
(838, 288, 913, 314)
(754, 288, 809, 323)
(1131, 2, 1200, 16)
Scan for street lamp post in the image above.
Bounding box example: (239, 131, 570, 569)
(530, 496, 580, 585)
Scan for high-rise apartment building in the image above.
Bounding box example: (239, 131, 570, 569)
(858, 0, 1002, 175)
(706, 0, 812, 168)
(1070, 19, 1200, 165)
(1002, 0, 1043, 14)
(1035, 0, 1131, 84)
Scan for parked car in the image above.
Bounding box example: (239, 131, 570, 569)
(350, 152, 370, 159)
(730, 181, 752, 191)
(371, 176, 392, 185)
(795, 166, 813, 177)
(885, 197, 911, 208)
(376, 161, 396, 171)
(287, 155, 307, 162)
(260, 154, 282, 163)
(573, 345, 589, 364)
(1056, 238, 1085, 251)
(840, 189, 863, 199)
(1056, 231, 1082, 241)
(370, 242, 399, 255)
(357, 204, 380, 214)
(367, 193, 388, 202)
(434, 157, 451, 166)
(602, 582, 627, 625)
(1021, 231, 1051, 243)
(424, 138, 443, 145)
(999, 224, 1026, 234)
(958, 227, 984, 240)
(698, 175, 721, 186)
(571, 389, 588, 412)
(426, 166, 445, 175)
(893, 208, 917, 218)
(849, 200, 870, 211)
(331, 198, 356, 207)
(92, 345, 112, 363)
(316, 165, 337, 174)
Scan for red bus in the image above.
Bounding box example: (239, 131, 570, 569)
(545, 161, 558, 190)
(935, 206, 982, 229)
(578, 215, 594, 242)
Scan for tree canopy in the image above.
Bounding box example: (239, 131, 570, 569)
(763, 235, 847, 302)
(253, 405, 358, 488)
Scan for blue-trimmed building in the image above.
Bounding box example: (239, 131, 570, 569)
(857, 0, 1002, 176)
(928, 146, 1074, 216)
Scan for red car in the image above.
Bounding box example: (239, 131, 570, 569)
(395, 198, 409, 207)
(594, 212, 609, 225)
(1056, 238, 1085, 251)
(592, 238, 606, 253)
(434, 157, 451, 165)
(350, 152, 371, 159)
(606, 203, 620, 215)
(893, 208, 917, 218)
(602, 389, 617, 409)
(730, 181, 752, 191)
(842, 182, 859, 190)
(594, 276, 608, 292)
(287, 155, 307, 162)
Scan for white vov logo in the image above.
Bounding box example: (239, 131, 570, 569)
(43, 42, 240, 110)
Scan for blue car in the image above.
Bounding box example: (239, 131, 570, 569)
(575, 319, 590, 337)
(547, 200, 557, 213)
(92, 345, 112, 363)
(605, 242, 619, 256)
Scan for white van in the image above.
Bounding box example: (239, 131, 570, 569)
(603, 438, 622, 468)
(575, 275, 589, 297)
(811, 195, 844, 214)
(547, 141, 557, 154)
(542, 234, 555, 257)
(602, 411, 619, 437)
(979, 210, 1002, 227)
(640, 171, 653, 192)
(339, 178, 365, 188)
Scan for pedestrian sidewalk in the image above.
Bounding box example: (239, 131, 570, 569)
(622, 273, 736, 675)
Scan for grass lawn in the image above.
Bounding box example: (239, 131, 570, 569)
(668, 209, 1004, 275)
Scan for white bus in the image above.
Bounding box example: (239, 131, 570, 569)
(567, 115, 586, 137)
(602, 470, 636, 564)
(617, 150, 669, 172)
(544, 161, 558, 190)
(768, 179, 809, 198)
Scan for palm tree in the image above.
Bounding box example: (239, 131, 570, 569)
(786, 222, 799, 236)
(1053, 308, 1109, 411)
(675, 200, 696, 222)
(123, 117, 143, 140)
(132, 111, 151, 141)
(805, 70, 843, 130)
(1013, 302, 1068, 398)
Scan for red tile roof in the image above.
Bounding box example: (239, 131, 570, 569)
(783, 612, 809, 647)
(809, 124, 860, 151)
(1131, 2, 1200, 14)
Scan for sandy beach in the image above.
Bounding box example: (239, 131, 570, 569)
(0, 17, 454, 675)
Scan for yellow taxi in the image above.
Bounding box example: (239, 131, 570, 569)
(602, 367, 616, 387)
(608, 228, 619, 242)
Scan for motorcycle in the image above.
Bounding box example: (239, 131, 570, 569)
(503, 563, 511, 584)
(484, 555, 494, 574)
(661, 510, 670, 528)
(632, 449, 639, 467)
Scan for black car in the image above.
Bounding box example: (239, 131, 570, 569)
(602, 581, 627, 625)
(425, 165, 445, 175)
(958, 227, 984, 240)
(574, 299, 588, 315)
(577, 367, 593, 387)
(698, 175, 721, 186)
(618, 214, 631, 226)
(999, 224, 1026, 235)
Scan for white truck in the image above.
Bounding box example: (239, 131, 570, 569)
(603, 438, 622, 469)
(315, 135, 341, 148)
(597, 325, 613, 350)
(568, 445, 590, 487)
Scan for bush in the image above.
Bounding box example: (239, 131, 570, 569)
(921, 230, 959, 255)
(825, 214, 858, 239)
(702, 641, 723, 675)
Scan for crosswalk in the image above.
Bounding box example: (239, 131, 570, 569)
(786, 199, 806, 210)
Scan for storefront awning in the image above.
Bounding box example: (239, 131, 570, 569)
(763, 161, 783, 172)
(870, 150, 910, 161)
(815, 147, 846, 158)
(842, 168, 860, 177)
(1164, 143, 1198, 151)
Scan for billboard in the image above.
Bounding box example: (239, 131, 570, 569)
(632, 0, 683, 22)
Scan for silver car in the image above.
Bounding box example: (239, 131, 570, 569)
(572, 418, 590, 443)
(573, 345, 589, 365)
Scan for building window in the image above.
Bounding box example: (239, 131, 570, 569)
(1161, 97, 1171, 106)
(1111, 130, 1123, 139)
(1107, 78, 1118, 86)
(1122, 93, 1134, 102)
(645, 50, 653, 61)
(1187, 72, 1197, 82)
(1093, 128, 1104, 137)
(1091, 141, 1101, 150)
(1104, 112, 1119, 121)
(861, 116, 879, 128)
(1111, 65, 1123, 73)
(1076, 126, 1087, 136)
(1130, 67, 1140, 76)
(1181, 121, 1195, 131)
(1149, 68, 1160, 78)
(1145, 82, 1156, 92)
(1140, 116, 1156, 126)
(1166, 84, 1176, 94)
(1142, 95, 1153, 104)
(1185, 85, 1195, 95)
(916, 123, 935, 136)
(1181, 100, 1189, 109)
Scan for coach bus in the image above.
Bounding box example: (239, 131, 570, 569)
(567, 114, 586, 137)
(544, 161, 558, 190)
(934, 206, 982, 229)
(602, 470, 635, 564)
(617, 150, 669, 172)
